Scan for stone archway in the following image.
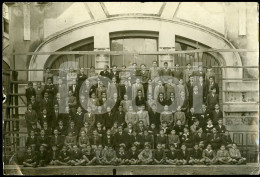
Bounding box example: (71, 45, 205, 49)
(28, 16, 242, 81)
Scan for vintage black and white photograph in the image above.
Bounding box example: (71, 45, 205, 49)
(2, 2, 259, 175)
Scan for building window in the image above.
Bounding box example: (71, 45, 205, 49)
(110, 37, 158, 67)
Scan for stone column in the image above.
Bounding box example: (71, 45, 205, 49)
(94, 30, 110, 73)
(95, 48, 110, 73)
(158, 27, 175, 68)
(159, 47, 175, 68)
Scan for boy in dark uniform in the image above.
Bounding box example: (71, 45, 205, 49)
(23, 146, 37, 167)
(153, 143, 166, 165)
(37, 145, 48, 167)
(178, 144, 190, 165)
(127, 145, 140, 165)
(68, 145, 83, 166)
(49, 145, 60, 165)
(78, 145, 97, 166)
(57, 145, 71, 165)
(116, 146, 128, 165)
(166, 144, 178, 165)
(188, 144, 203, 165)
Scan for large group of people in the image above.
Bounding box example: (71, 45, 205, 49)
(23, 61, 246, 167)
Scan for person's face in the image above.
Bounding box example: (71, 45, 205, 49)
(113, 93, 118, 99)
(119, 106, 123, 111)
(198, 128, 203, 133)
(107, 130, 111, 135)
(70, 122, 75, 127)
(27, 147, 32, 153)
(225, 131, 229, 136)
(168, 79, 172, 84)
(124, 95, 128, 100)
(104, 66, 108, 71)
(199, 76, 203, 82)
(128, 123, 133, 128)
(93, 131, 97, 136)
(159, 94, 163, 99)
(220, 146, 225, 150)
(28, 105, 32, 110)
(176, 65, 179, 69)
(164, 106, 168, 111)
(160, 130, 164, 135)
(148, 94, 152, 100)
(30, 131, 35, 136)
(210, 78, 214, 83)
(136, 79, 140, 84)
(145, 146, 150, 151)
(85, 80, 90, 86)
(129, 106, 133, 112)
(43, 122, 48, 127)
(176, 120, 181, 125)
(122, 66, 126, 71)
(141, 65, 145, 70)
(131, 146, 136, 151)
(43, 109, 47, 114)
(91, 93, 96, 98)
(62, 146, 67, 151)
(98, 106, 102, 111)
(202, 104, 206, 109)
(199, 66, 203, 71)
(194, 145, 199, 150)
(190, 108, 194, 113)
(158, 81, 162, 86)
(73, 146, 78, 151)
(84, 123, 89, 127)
(181, 91, 185, 97)
(44, 93, 48, 98)
(54, 130, 58, 135)
(81, 131, 86, 137)
(37, 82, 41, 87)
(213, 128, 217, 133)
(87, 107, 91, 112)
(184, 128, 188, 133)
(118, 127, 123, 132)
(48, 79, 52, 84)
(151, 124, 155, 129)
(157, 144, 162, 150)
(40, 130, 45, 136)
(179, 79, 183, 84)
(187, 64, 191, 69)
(170, 146, 175, 151)
(139, 122, 143, 127)
(97, 123, 101, 127)
(90, 68, 95, 72)
(232, 144, 237, 149)
(152, 62, 157, 67)
(170, 94, 175, 99)
(80, 68, 84, 73)
(181, 145, 186, 150)
(190, 77, 194, 82)
(171, 130, 176, 135)
(144, 131, 148, 136)
(164, 63, 168, 68)
(208, 120, 212, 125)
(65, 107, 70, 113)
(69, 91, 73, 96)
(193, 86, 198, 92)
(137, 91, 142, 96)
(112, 77, 116, 82)
(215, 105, 219, 110)
(56, 93, 60, 98)
(218, 120, 223, 125)
(119, 147, 124, 153)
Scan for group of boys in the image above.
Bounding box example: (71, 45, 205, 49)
(23, 61, 246, 167)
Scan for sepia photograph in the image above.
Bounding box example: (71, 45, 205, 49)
(2, 2, 259, 175)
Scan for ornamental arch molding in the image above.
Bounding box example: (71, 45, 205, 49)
(28, 16, 242, 81)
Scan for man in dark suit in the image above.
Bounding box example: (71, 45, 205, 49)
(104, 107, 114, 129)
(178, 144, 190, 165)
(40, 92, 53, 113)
(160, 62, 172, 84)
(114, 105, 126, 128)
(114, 126, 127, 150)
(43, 77, 57, 100)
(50, 129, 64, 149)
(25, 104, 38, 134)
(119, 80, 132, 100)
(25, 82, 36, 103)
(29, 95, 40, 113)
(102, 129, 114, 147)
(110, 65, 120, 83)
(206, 76, 219, 95)
(211, 104, 223, 126)
(215, 119, 226, 134)
(199, 104, 211, 130)
(197, 76, 207, 103)
(135, 90, 146, 108)
(172, 64, 183, 84)
(148, 105, 161, 129)
(100, 65, 110, 79)
(207, 128, 222, 150)
(206, 87, 219, 111)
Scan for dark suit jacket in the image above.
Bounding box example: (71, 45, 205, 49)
(166, 150, 178, 160)
(178, 149, 190, 160)
(148, 110, 161, 128)
(25, 87, 36, 102)
(114, 111, 126, 126)
(114, 132, 127, 147)
(206, 94, 219, 110)
(190, 149, 202, 159)
(104, 112, 114, 129)
(135, 96, 146, 107)
(26, 136, 37, 147)
(127, 149, 139, 160)
(215, 124, 226, 134)
(212, 110, 223, 125)
(110, 71, 120, 83)
(119, 84, 132, 99)
(100, 70, 110, 78)
(102, 135, 114, 147)
(50, 135, 64, 147)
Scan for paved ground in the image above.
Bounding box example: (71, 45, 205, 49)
(3, 164, 260, 175)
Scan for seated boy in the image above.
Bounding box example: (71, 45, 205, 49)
(221, 130, 233, 149)
(153, 143, 166, 165)
(23, 146, 37, 167)
(188, 144, 203, 165)
(177, 144, 189, 165)
(37, 145, 48, 167)
(26, 130, 37, 151)
(78, 130, 90, 148)
(201, 144, 216, 165)
(77, 144, 97, 166)
(68, 145, 83, 166)
(95, 144, 105, 165)
(168, 129, 180, 149)
(64, 132, 77, 151)
(127, 145, 140, 165)
(57, 145, 71, 165)
(116, 146, 128, 165)
(103, 146, 117, 165)
(48, 145, 61, 165)
(229, 144, 246, 165)
(138, 144, 153, 165)
(165, 144, 178, 165)
(156, 129, 168, 149)
(216, 144, 232, 164)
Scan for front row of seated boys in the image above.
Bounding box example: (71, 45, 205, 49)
(23, 140, 246, 167)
